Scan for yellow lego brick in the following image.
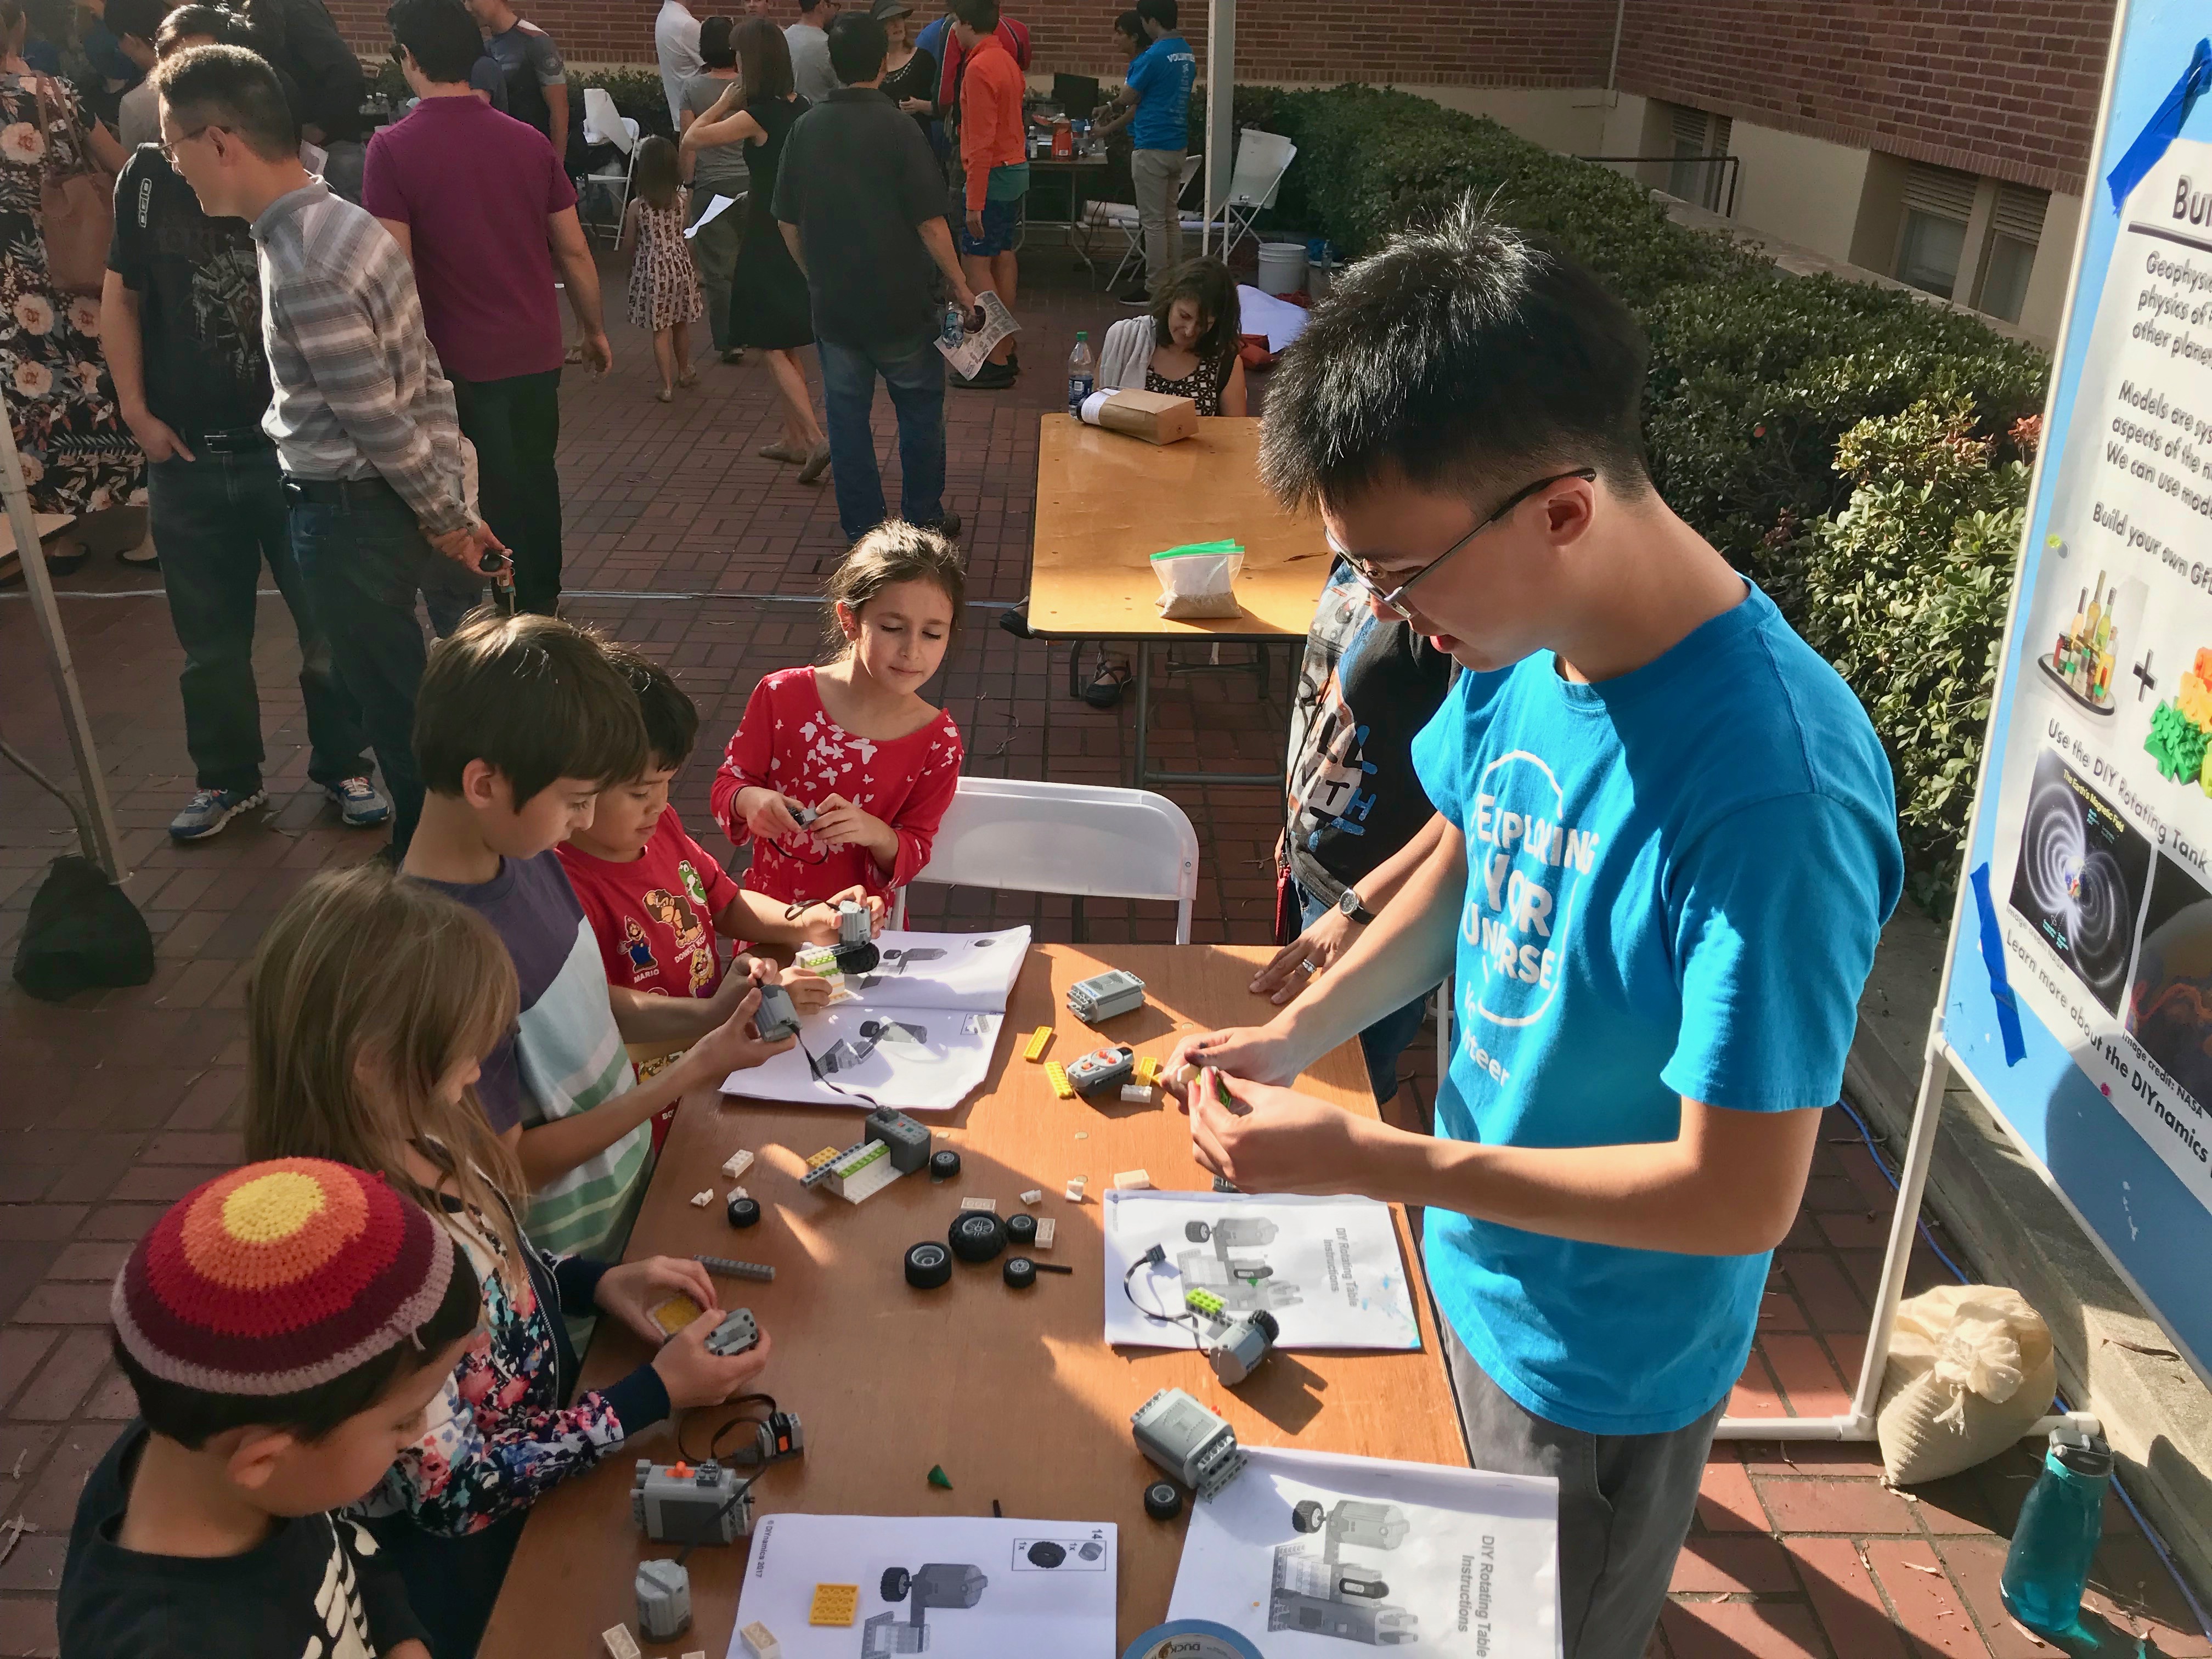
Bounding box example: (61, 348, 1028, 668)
(805, 1146, 839, 1171)
(1043, 1060, 1075, 1099)
(810, 1584, 860, 1627)
(1024, 1025, 1054, 1062)
(648, 1294, 703, 1336)
(1132, 1054, 1160, 1086)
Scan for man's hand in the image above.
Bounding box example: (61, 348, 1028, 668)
(953, 280, 980, 317)
(736, 786, 802, 842)
(1164, 1023, 1311, 1089)
(592, 1255, 718, 1346)
(575, 329, 613, 374)
(120, 405, 194, 464)
(427, 521, 511, 584)
(679, 988, 796, 1078)
(1250, 907, 1361, 1005)
(1187, 1066, 1376, 1195)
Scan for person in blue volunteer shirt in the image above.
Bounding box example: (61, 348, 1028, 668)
(1094, 0, 1192, 303)
(1166, 200, 1903, 1659)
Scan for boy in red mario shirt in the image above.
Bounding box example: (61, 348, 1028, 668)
(557, 648, 883, 1144)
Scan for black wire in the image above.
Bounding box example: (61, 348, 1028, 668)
(675, 1392, 780, 1465)
(1122, 1258, 1204, 1353)
(674, 1464, 768, 1566)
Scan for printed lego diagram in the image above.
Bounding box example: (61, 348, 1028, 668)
(1103, 1192, 1420, 1352)
(1167, 1446, 1558, 1656)
(2007, 748, 2150, 1014)
(735, 1514, 1117, 1658)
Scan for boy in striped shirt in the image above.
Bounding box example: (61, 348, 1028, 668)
(403, 614, 793, 1273)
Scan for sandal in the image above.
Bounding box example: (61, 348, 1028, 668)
(656, 387, 674, 403)
(1082, 653, 1132, 709)
(676, 369, 698, 389)
(759, 440, 806, 463)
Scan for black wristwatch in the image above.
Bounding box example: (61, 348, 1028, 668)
(1336, 887, 1375, 925)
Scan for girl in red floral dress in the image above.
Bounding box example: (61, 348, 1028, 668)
(713, 523, 966, 909)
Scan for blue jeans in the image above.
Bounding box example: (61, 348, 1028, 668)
(149, 445, 368, 797)
(286, 483, 482, 855)
(1298, 881, 1429, 1105)
(817, 330, 946, 544)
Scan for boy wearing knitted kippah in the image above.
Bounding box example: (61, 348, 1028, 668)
(59, 1159, 483, 1659)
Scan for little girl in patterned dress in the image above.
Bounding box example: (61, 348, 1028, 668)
(713, 523, 967, 911)
(618, 135, 704, 403)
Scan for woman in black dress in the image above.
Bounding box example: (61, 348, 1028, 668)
(874, 0, 937, 149)
(688, 17, 826, 479)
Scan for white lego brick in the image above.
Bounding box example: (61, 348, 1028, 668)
(1020, 1188, 1043, 1205)
(960, 1196, 996, 1213)
(1114, 1168, 1153, 1189)
(1035, 1217, 1057, 1250)
(829, 1148, 900, 1204)
(1121, 1086, 1155, 1104)
(738, 1622, 782, 1659)
(601, 1626, 641, 1659)
(727, 1186, 749, 1201)
(689, 1189, 714, 1208)
(1064, 1177, 1088, 1203)
(721, 1149, 755, 1182)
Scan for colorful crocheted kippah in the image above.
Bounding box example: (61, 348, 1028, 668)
(112, 1158, 455, 1397)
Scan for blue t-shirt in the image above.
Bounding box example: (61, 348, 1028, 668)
(1125, 33, 1195, 151)
(1410, 582, 1902, 1436)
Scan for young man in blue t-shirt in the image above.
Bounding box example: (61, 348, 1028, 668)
(1095, 0, 1193, 302)
(1168, 204, 1903, 1659)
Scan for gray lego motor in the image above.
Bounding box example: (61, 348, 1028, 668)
(631, 1459, 751, 1545)
(635, 1559, 692, 1640)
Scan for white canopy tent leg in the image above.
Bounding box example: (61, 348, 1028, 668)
(1201, 0, 1235, 255)
(0, 404, 124, 880)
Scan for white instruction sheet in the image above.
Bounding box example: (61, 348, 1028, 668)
(1102, 1190, 1422, 1351)
(1167, 1446, 1559, 1658)
(719, 1004, 1004, 1114)
(731, 1512, 1119, 1659)
(837, 927, 1030, 1012)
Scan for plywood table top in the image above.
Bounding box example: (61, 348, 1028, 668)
(1026, 415, 1335, 640)
(479, 943, 1465, 1658)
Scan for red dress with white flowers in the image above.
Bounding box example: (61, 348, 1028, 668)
(0, 71, 141, 517)
(710, 665, 965, 907)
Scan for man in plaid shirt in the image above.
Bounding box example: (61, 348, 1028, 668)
(151, 43, 509, 856)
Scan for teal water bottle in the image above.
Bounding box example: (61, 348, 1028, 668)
(1999, 1422, 2112, 1635)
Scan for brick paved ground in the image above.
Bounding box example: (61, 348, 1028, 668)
(1, 251, 2205, 1657)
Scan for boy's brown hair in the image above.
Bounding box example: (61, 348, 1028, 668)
(414, 612, 649, 806)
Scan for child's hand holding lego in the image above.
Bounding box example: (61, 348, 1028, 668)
(683, 987, 795, 1078)
(651, 1310, 775, 1409)
(779, 965, 833, 1012)
(592, 1256, 719, 1347)
(795, 884, 884, 946)
(806, 795, 896, 865)
(735, 786, 803, 842)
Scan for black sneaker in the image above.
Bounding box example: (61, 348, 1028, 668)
(951, 361, 1017, 391)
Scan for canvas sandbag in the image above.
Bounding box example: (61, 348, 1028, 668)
(1876, 1284, 2056, 1485)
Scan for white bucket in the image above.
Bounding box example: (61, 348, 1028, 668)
(1256, 240, 1309, 296)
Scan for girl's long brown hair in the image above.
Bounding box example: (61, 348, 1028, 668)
(244, 862, 528, 1287)
(820, 518, 966, 662)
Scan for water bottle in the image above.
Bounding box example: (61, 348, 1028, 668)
(1999, 1422, 2112, 1635)
(1067, 330, 1094, 417)
(941, 301, 964, 351)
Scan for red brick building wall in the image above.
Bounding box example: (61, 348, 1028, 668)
(1613, 0, 2112, 195)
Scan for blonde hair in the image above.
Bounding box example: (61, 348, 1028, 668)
(244, 862, 529, 1288)
(820, 520, 966, 662)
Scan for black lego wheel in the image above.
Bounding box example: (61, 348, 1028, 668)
(947, 1210, 1007, 1263)
(929, 1149, 962, 1182)
(903, 1240, 953, 1289)
(1144, 1481, 1183, 1521)
(1005, 1211, 1037, 1247)
(1003, 1256, 1037, 1289)
(727, 1195, 761, 1229)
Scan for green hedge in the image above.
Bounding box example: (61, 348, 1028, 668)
(1231, 84, 2050, 909)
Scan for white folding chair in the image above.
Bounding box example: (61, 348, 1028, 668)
(577, 93, 637, 245)
(890, 776, 1200, 943)
(1204, 128, 1296, 261)
(1078, 153, 1201, 289)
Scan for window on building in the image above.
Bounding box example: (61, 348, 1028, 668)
(1896, 163, 1980, 298)
(1974, 183, 2049, 324)
(1667, 107, 1732, 213)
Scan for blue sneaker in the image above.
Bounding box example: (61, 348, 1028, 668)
(326, 776, 392, 828)
(168, 787, 266, 841)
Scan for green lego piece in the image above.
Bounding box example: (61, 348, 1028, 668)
(1185, 1288, 1225, 1319)
(927, 1464, 953, 1489)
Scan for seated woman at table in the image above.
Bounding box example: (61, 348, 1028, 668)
(1099, 255, 1247, 416)
(242, 862, 776, 1659)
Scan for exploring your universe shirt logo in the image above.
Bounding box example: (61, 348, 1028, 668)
(1464, 751, 1601, 1027)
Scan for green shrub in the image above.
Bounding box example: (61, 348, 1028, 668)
(366, 60, 677, 142)
(1791, 400, 2036, 911)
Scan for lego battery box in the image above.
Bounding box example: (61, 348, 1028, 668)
(1078, 388, 1199, 445)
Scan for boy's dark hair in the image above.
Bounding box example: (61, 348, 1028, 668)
(698, 13, 735, 68)
(1260, 199, 1651, 514)
(150, 43, 297, 160)
(949, 0, 996, 33)
(827, 10, 887, 82)
(1113, 8, 1142, 41)
(156, 4, 240, 52)
(387, 0, 483, 84)
(1135, 0, 1175, 30)
(414, 613, 650, 806)
(733, 14, 791, 99)
(1151, 255, 1239, 376)
(605, 646, 701, 770)
(106, 0, 166, 48)
(114, 1249, 480, 1449)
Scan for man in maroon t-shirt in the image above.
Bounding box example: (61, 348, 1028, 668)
(364, 0, 611, 616)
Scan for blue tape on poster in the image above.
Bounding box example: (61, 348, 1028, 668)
(1968, 861, 2028, 1066)
(1121, 1621, 1264, 1659)
(2106, 36, 2212, 210)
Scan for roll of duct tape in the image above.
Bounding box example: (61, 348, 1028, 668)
(1119, 1621, 1263, 1659)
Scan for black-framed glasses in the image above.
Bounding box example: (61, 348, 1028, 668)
(1330, 467, 1598, 623)
(157, 123, 225, 162)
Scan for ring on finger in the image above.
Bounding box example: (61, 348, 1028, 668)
(1300, 958, 1317, 974)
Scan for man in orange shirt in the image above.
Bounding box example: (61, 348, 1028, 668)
(949, 0, 1025, 389)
